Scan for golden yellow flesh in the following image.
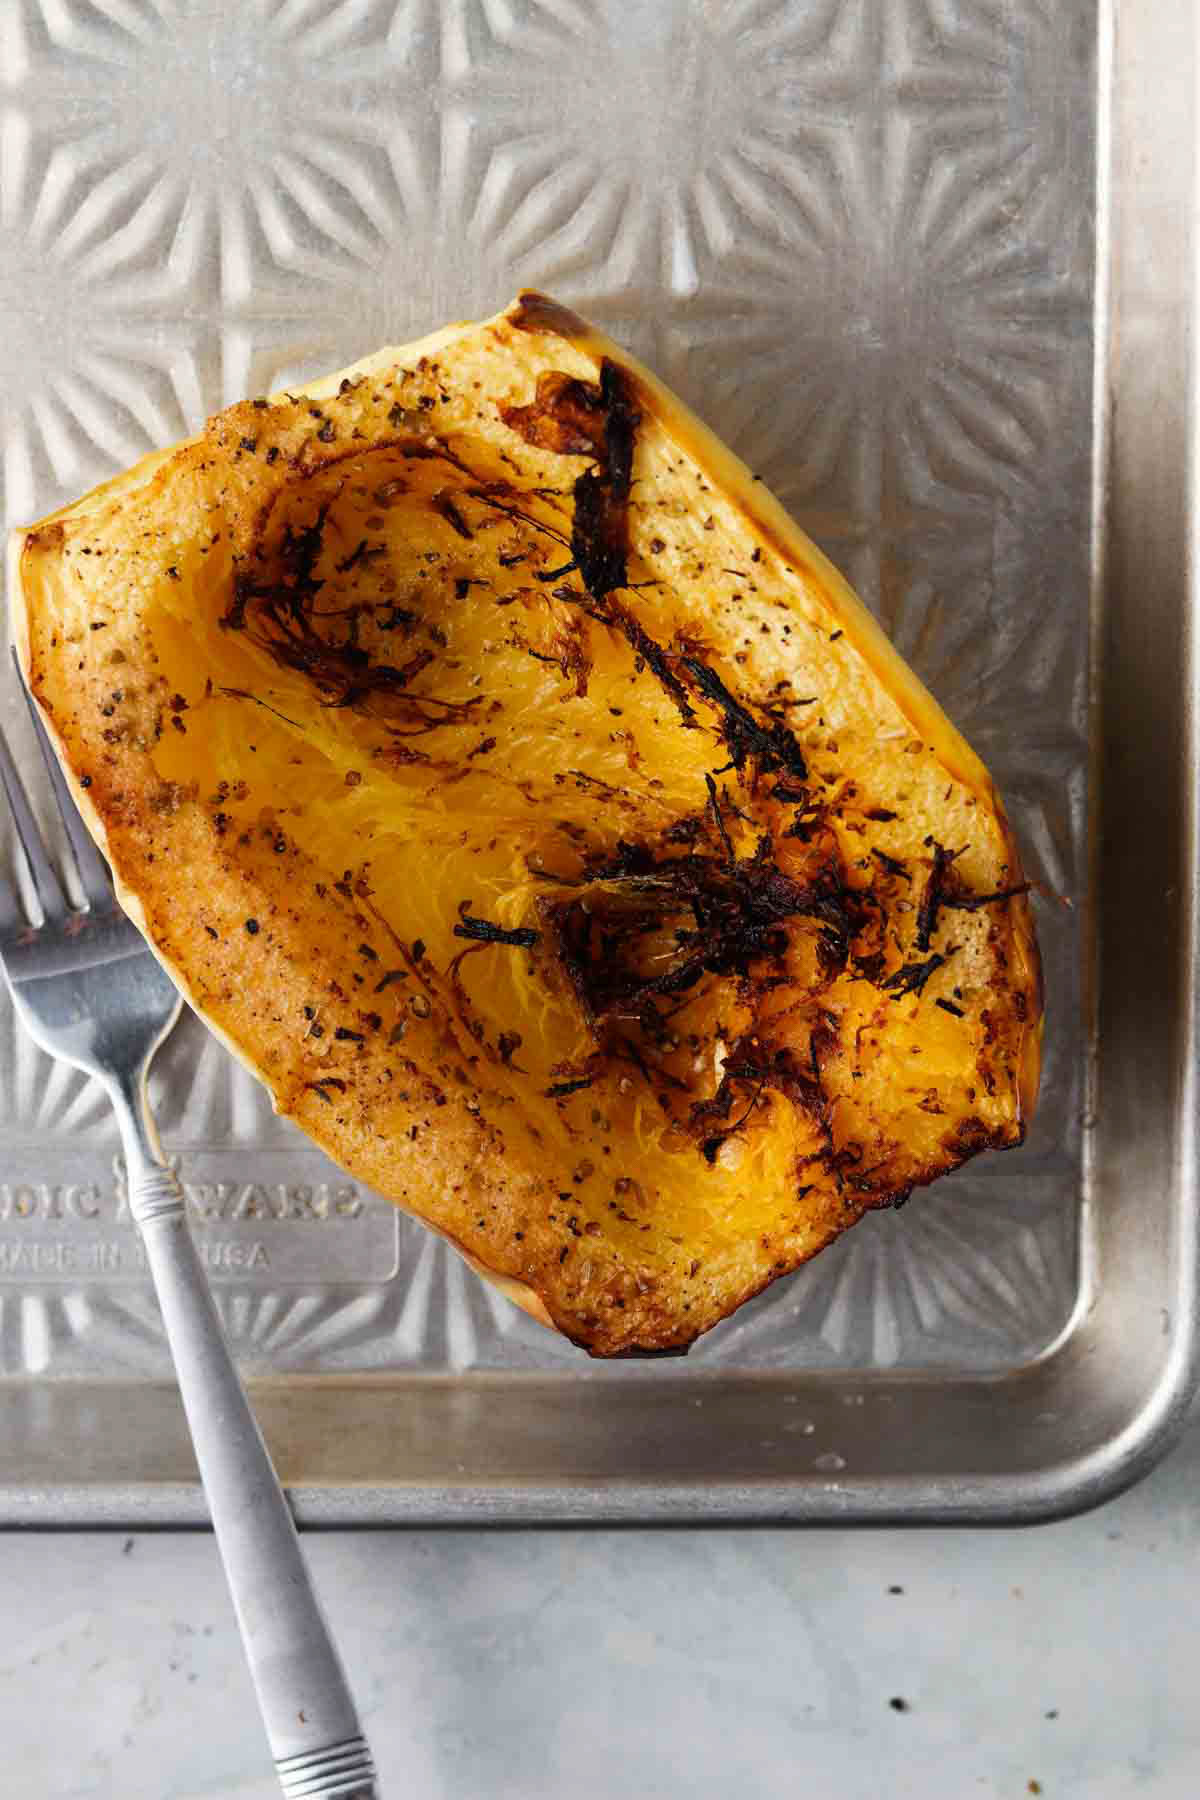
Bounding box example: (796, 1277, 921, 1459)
(11, 294, 1041, 1354)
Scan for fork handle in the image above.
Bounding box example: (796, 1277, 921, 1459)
(109, 1075, 378, 1800)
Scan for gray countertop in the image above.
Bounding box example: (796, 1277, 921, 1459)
(7, 1422, 1197, 1799)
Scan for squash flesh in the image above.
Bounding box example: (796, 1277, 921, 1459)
(11, 294, 1041, 1354)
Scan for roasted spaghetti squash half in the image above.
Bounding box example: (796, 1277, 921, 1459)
(11, 292, 1041, 1354)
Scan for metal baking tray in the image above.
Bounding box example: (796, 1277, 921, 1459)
(0, 0, 1193, 1525)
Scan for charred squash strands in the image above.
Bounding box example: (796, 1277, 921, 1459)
(10, 293, 1042, 1355)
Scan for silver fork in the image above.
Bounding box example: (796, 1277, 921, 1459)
(0, 675, 379, 1800)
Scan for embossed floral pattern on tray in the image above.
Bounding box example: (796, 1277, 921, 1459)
(0, 0, 1093, 1376)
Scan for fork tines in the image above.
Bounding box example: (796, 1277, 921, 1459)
(0, 659, 114, 926)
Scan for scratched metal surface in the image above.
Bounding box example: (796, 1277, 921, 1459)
(0, 0, 1141, 1522)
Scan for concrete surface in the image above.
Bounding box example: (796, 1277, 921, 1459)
(4, 1426, 1197, 1798)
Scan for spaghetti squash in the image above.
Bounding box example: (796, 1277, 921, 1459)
(10, 292, 1041, 1354)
